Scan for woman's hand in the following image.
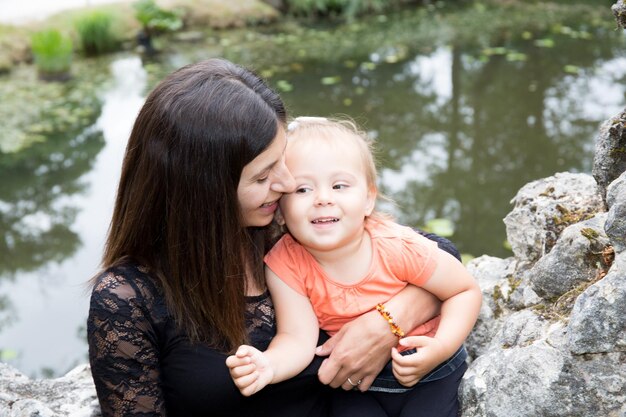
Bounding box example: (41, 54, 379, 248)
(315, 308, 395, 391)
(315, 285, 441, 391)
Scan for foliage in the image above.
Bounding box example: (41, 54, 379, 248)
(286, 0, 394, 20)
(30, 29, 73, 79)
(0, 66, 104, 153)
(74, 11, 120, 56)
(133, 0, 183, 35)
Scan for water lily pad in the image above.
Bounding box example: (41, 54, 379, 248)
(424, 218, 455, 237)
(534, 38, 555, 48)
(506, 52, 527, 62)
(276, 80, 293, 92)
(0, 349, 18, 361)
(321, 76, 341, 85)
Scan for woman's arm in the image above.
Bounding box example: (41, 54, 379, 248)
(315, 231, 459, 391)
(87, 272, 166, 416)
(316, 284, 440, 390)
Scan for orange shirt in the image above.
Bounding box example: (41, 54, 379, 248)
(264, 218, 440, 338)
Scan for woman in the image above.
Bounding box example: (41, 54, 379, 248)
(87, 58, 443, 416)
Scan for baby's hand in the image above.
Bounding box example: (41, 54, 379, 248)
(390, 336, 449, 387)
(225, 345, 273, 396)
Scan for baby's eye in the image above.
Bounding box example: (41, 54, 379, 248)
(296, 186, 312, 194)
(333, 183, 349, 190)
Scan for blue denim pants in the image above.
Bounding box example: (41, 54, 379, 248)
(368, 345, 468, 393)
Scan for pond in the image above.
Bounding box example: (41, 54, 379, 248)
(0, 2, 625, 378)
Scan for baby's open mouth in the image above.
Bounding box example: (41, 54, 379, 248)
(312, 218, 339, 224)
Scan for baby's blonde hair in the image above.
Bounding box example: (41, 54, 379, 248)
(286, 116, 379, 193)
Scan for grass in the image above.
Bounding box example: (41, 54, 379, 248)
(30, 29, 73, 80)
(74, 10, 120, 56)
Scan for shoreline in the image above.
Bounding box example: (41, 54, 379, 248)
(0, 0, 137, 26)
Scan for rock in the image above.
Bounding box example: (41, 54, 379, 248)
(605, 171, 626, 253)
(0, 363, 100, 417)
(592, 108, 626, 201)
(568, 251, 626, 354)
(494, 310, 546, 349)
(506, 270, 542, 310)
(461, 325, 626, 417)
(529, 213, 611, 300)
(460, 343, 581, 417)
(460, 130, 625, 416)
(465, 256, 517, 358)
(503, 172, 604, 266)
(612, 0, 626, 29)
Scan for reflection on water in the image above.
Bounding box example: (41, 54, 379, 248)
(277, 30, 626, 257)
(0, 57, 146, 378)
(0, 5, 625, 377)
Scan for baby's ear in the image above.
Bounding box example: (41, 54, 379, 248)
(274, 206, 286, 225)
(365, 187, 377, 216)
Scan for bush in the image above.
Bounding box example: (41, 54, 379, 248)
(30, 29, 73, 80)
(286, 0, 392, 19)
(74, 11, 119, 56)
(133, 0, 183, 36)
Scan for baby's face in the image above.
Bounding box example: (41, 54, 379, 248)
(279, 136, 375, 252)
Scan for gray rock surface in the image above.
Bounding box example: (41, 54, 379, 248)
(0, 363, 100, 417)
(529, 213, 611, 300)
(459, 109, 626, 416)
(568, 251, 626, 354)
(592, 108, 626, 201)
(503, 172, 604, 266)
(614, 0, 626, 28)
(605, 171, 626, 253)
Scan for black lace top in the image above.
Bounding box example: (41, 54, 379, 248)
(87, 231, 458, 417)
(87, 263, 326, 417)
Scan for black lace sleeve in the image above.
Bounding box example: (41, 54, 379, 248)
(87, 266, 166, 416)
(415, 230, 462, 261)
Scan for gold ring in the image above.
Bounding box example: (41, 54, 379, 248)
(347, 377, 361, 386)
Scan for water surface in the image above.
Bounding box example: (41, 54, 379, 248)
(0, 3, 624, 378)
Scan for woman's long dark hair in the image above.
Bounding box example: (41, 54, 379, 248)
(101, 58, 286, 350)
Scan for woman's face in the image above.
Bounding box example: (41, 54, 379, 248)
(237, 126, 296, 227)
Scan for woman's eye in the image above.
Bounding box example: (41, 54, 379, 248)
(256, 176, 269, 183)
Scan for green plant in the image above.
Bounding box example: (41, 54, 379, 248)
(30, 29, 73, 80)
(286, 0, 392, 20)
(132, 0, 183, 53)
(75, 11, 119, 56)
(133, 0, 183, 36)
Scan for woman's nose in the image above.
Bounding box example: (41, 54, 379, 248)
(270, 159, 296, 193)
